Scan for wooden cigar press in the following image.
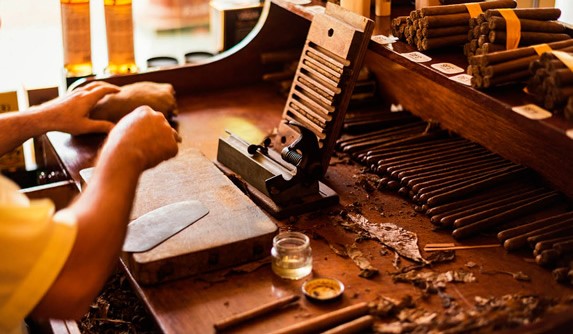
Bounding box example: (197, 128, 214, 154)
(216, 3, 374, 218)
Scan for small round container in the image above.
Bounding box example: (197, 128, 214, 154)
(271, 232, 312, 280)
(302, 278, 345, 302)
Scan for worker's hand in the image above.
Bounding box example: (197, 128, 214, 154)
(32, 81, 120, 135)
(90, 81, 178, 123)
(102, 105, 179, 171)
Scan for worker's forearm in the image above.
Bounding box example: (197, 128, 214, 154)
(32, 146, 145, 319)
(0, 109, 49, 155)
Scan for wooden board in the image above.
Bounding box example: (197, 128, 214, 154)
(121, 147, 278, 285)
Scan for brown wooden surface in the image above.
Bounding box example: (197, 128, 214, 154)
(45, 1, 573, 333)
(49, 83, 573, 333)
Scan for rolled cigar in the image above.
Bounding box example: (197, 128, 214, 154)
(498, 211, 573, 241)
(536, 248, 560, 267)
(424, 166, 528, 207)
(372, 139, 474, 169)
(390, 152, 497, 180)
(552, 267, 570, 283)
(440, 188, 547, 228)
(471, 39, 573, 66)
(365, 138, 467, 165)
(414, 164, 515, 204)
(410, 159, 513, 194)
(477, 43, 505, 55)
(489, 31, 571, 46)
(482, 69, 531, 88)
(534, 235, 573, 256)
(421, 14, 471, 29)
(405, 158, 513, 189)
(547, 69, 573, 87)
(394, 152, 501, 179)
(363, 134, 461, 156)
(488, 16, 566, 33)
(341, 125, 428, 153)
(426, 183, 531, 218)
(554, 240, 573, 254)
(483, 54, 539, 77)
(213, 295, 300, 331)
(383, 146, 487, 175)
(337, 121, 425, 149)
(413, 169, 497, 203)
(321, 315, 375, 334)
(452, 190, 561, 240)
(421, 25, 470, 38)
(453, 190, 558, 228)
(268, 302, 370, 334)
(502, 217, 573, 251)
(527, 225, 573, 248)
(363, 131, 448, 157)
(485, 8, 562, 21)
(421, 34, 470, 50)
(420, 0, 517, 17)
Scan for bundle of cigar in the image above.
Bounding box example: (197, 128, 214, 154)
(391, 16, 409, 40)
(399, 0, 516, 51)
(467, 39, 573, 89)
(336, 110, 573, 284)
(527, 51, 573, 120)
(465, 7, 570, 77)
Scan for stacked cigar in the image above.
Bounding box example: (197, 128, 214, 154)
(467, 39, 573, 89)
(400, 0, 516, 51)
(336, 111, 573, 283)
(527, 51, 573, 120)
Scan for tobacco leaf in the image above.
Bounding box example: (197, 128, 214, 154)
(346, 243, 379, 278)
(347, 213, 425, 263)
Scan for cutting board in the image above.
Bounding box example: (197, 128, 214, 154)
(121, 148, 278, 285)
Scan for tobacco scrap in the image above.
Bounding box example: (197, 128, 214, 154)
(347, 213, 425, 263)
(392, 270, 476, 297)
(371, 293, 572, 334)
(346, 243, 380, 278)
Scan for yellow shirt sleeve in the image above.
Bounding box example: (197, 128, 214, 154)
(0, 176, 77, 332)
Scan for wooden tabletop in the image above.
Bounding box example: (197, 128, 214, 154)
(47, 83, 573, 334)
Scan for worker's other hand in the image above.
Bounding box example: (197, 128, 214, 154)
(33, 81, 120, 135)
(103, 105, 179, 171)
(90, 81, 178, 123)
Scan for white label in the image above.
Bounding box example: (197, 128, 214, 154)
(449, 74, 472, 86)
(401, 52, 432, 63)
(512, 104, 552, 120)
(431, 62, 464, 74)
(288, 0, 311, 4)
(566, 129, 573, 140)
(372, 35, 398, 45)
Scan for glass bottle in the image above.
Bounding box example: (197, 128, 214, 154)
(60, 0, 93, 77)
(104, 0, 137, 74)
(271, 232, 313, 280)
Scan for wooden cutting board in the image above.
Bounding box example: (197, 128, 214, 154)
(121, 147, 278, 285)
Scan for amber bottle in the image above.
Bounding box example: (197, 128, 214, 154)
(60, 0, 93, 77)
(104, 0, 137, 74)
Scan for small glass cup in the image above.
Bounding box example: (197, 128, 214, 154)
(271, 232, 312, 280)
